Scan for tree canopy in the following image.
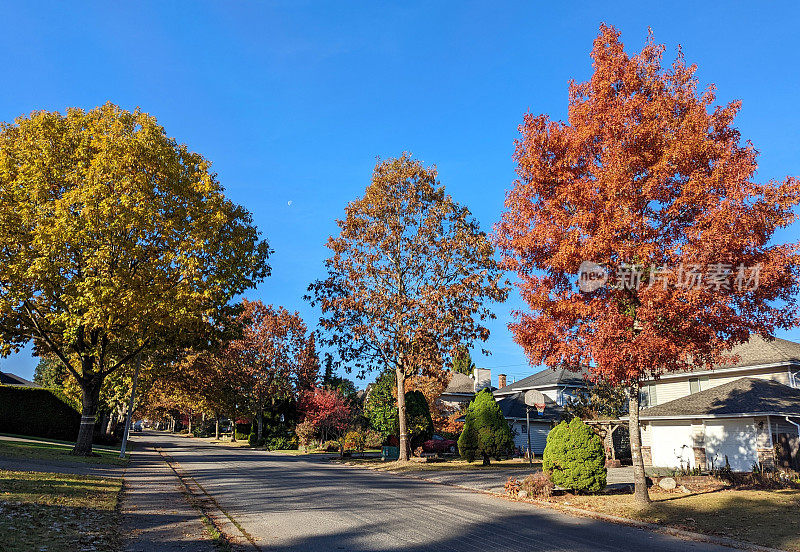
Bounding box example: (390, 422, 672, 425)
(308, 154, 508, 459)
(0, 103, 271, 454)
(495, 25, 800, 504)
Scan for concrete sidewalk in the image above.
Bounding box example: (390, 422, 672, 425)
(122, 434, 218, 552)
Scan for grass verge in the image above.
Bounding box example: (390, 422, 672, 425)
(0, 438, 129, 465)
(339, 457, 543, 472)
(0, 469, 123, 552)
(555, 488, 800, 551)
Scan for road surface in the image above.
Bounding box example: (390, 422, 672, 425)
(134, 432, 733, 552)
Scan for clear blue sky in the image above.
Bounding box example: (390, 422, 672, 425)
(2, 2, 799, 386)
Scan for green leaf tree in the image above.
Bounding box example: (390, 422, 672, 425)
(457, 388, 513, 465)
(451, 346, 476, 376)
(543, 418, 606, 493)
(0, 104, 271, 455)
(364, 371, 433, 447)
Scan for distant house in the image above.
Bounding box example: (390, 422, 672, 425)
(0, 371, 39, 387)
(632, 335, 800, 472)
(493, 365, 591, 406)
(495, 392, 564, 455)
(438, 368, 494, 414)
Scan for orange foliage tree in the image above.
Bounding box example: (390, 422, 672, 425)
(495, 25, 800, 505)
(308, 155, 508, 460)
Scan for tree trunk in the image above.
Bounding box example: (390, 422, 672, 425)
(395, 366, 409, 461)
(188, 414, 193, 436)
(628, 384, 651, 506)
(72, 377, 102, 456)
(102, 411, 112, 435)
(231, 412, 237, 442)
(482, 454, 490, 466)
(215, 415, 220, 440)
(257, 406, 264, 441)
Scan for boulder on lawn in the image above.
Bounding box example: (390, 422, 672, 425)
(658, 477, 677, 491)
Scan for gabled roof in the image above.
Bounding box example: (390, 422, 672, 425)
(0, 371, 39, 387)
(497, 392, 563, 422)
(442, 372, 475, 394)
(638, 378, 800, 420)
(702, 335, 800, 371)
(495, 366, 591, 396)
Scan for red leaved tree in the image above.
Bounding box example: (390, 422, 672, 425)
(307, 154, 508, 460)
(231, 300, 312, 440)
(495, 25, 800, 505)
(298, 387, 352, 455)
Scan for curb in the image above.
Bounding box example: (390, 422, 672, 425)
(337, 461, 785, 552)
(155, 447, 262, 551)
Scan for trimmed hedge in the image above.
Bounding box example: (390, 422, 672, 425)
(0, 385, 82, 441)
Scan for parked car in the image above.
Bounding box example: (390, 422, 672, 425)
(133, 421, 143, 432)
(421, 435, 457, 454)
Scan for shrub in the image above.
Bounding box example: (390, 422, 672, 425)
(0, 386, 81, 441)
(247, 432, 259, 447)
(542, 418, 606, 493)
(295, 420, 317, 448)
(521, 472, 554, 499)
(457, 388, 514, 465)
(267, 436, 298, 450)
(235, 431, 249, 441)
(344, 429, 367, 453)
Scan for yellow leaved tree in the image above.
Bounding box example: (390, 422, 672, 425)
(0, 103, 271, 455)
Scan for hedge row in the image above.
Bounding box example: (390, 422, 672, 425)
(0, 386, 82, 441)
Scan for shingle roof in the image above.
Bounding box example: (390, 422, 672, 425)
(495, 366, 591, 395)
(497, 392, 564, 422)
(701, 335, 800, 371)
(638, 378, 800, 419)
(442, 372, 475, 394)
(0, 372, 39, 387)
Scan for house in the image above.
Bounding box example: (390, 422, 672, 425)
(0, 371, 39, 387)
(438, 368, 493, 414)
(634, 335, 800, 472)
(494, 365, 591, 406)
(495, 392, 564, 455)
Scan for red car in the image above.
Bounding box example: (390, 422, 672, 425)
(422, 435, 458, 454)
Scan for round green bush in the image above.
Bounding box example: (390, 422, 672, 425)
(247, 432, 258, 447)
(458, 388, 514, 465)
(542, 418, 606, 493)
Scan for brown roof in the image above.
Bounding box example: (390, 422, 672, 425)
(705, 335, 800, 371)
(639, 378, 800, 419)
(442, 372, 475, 394)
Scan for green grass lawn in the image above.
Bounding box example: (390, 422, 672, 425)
(0, 469, 123, 552)
(340, 456, 543, 472)
(558, 488, 800, 551)
(0, 438, 129, 465)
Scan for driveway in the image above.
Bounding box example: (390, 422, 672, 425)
(134, 432, 731, 552)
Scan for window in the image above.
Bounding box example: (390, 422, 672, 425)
(688, 376, 709, 395)
(640, 384, 657, 407)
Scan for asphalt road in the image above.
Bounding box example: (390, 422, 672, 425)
(137, 432, 733, 552)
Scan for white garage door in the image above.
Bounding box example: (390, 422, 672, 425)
(650, 422, 695, 469)
(704, 418, 757, 472)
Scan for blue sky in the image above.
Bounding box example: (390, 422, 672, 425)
(1, 2, 799, 386)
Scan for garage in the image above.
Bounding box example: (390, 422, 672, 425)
(650, 421, 695, 469)
(704, 418, 757, 472)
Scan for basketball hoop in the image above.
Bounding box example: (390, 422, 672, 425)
(524, 390, 546, 416)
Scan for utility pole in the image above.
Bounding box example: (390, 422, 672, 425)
(119, 353, 141, 459)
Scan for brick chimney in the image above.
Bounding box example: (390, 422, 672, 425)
(498, 373, 507, 389)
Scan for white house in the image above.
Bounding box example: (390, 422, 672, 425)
(635, 336, 800, 472)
